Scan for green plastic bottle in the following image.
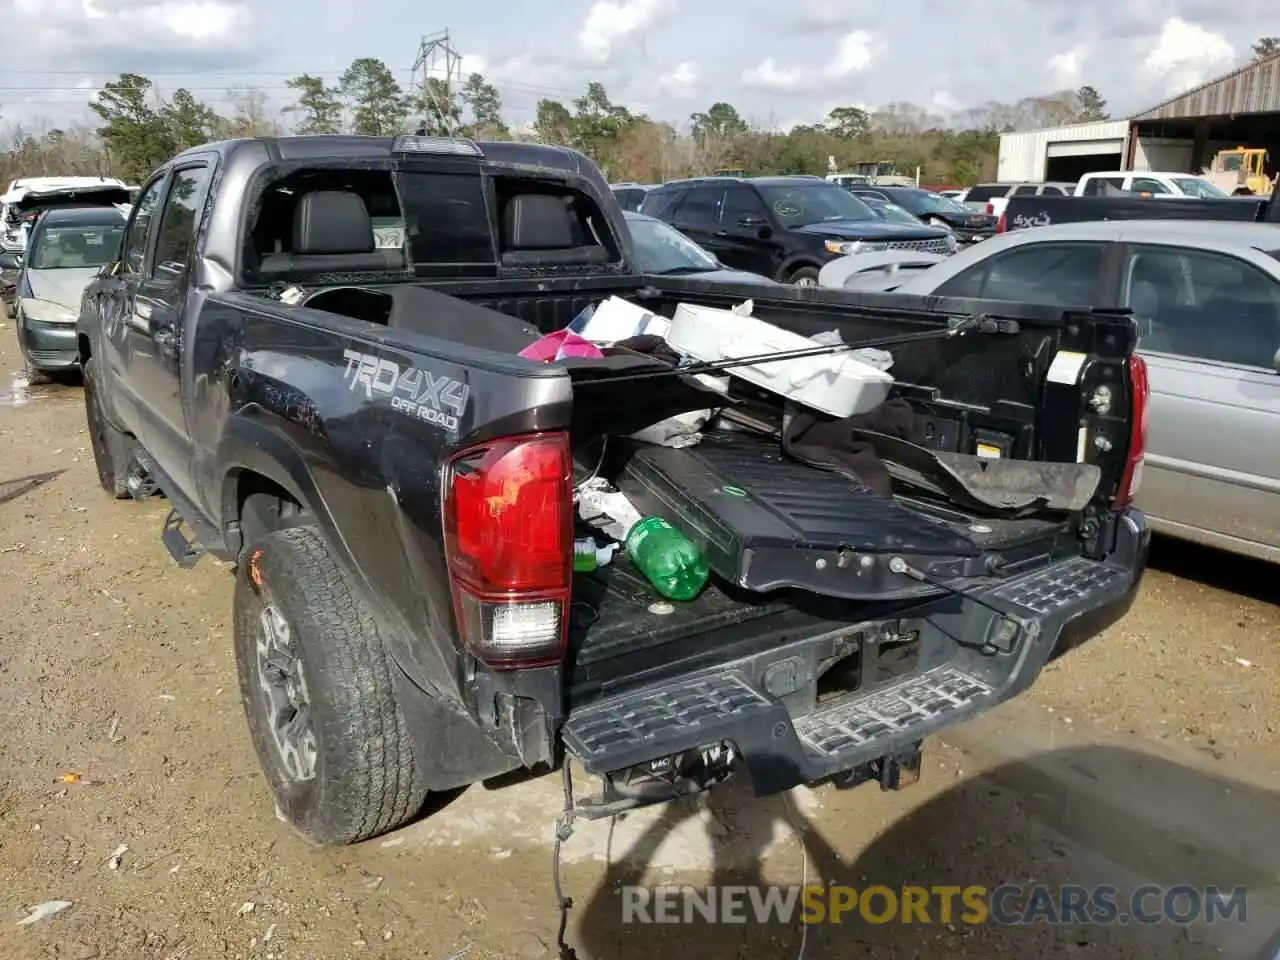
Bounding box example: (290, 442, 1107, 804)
(624, 517, 710, 602)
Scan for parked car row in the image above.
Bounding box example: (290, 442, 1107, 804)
(820, 215, 1280, 566)
(2, 178, 132, 382)
(613, 174, 959, 286)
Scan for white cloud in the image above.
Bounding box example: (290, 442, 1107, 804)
(153, 1, 246, 40)
(577, 0, 673, 65)
(657, 61, 699, 98)
(1048, 44, 1089, 88)
(742, 30, 885, 91)
(930, 90, 960, 113)
(741, 57, 813, 92)
(826, 30, 885, 77)
(459, 54, 488, 78)
(1142, 17, 1235, 93)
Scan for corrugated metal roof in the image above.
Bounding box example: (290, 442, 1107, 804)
(997, 119, 1129, 140)
(1133, 53, 1280, 121)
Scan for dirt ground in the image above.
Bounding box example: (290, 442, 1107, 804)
(0, 325, 1277, 960)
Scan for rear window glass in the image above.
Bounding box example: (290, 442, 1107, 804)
(396, 172, 495, 265)
(964, 185, 1009, 202)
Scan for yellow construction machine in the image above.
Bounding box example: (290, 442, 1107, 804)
(1206, 147, 1274, 196)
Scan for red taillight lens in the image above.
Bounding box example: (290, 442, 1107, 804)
(985, 202, 994, 215)
(1114, 354, 1149, 511)
(996, 213, 1007, 234)
(443, 432, 572, 668)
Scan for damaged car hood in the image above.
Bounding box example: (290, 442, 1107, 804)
(24, 268, 99, 309)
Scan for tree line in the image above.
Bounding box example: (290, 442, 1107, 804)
(0, 57, 1118, 187)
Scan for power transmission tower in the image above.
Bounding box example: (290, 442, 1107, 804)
(411, 30, 464, 136)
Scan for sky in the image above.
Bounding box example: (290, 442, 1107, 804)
(0, 0, 1273, 134)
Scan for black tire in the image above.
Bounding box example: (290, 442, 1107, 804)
(83, 358, 136, 499)
(233, 525, 428, 845)
(787, 265, 820, 286)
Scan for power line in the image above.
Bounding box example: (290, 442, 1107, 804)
(412, 30, 464, 135)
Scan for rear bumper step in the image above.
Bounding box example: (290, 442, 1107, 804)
(563, 541, 1145, 798)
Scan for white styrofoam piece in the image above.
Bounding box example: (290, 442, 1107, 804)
(667, 302, 895, 418)
(570, 296, 668, 344)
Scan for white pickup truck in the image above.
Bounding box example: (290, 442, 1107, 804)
(1073, 171, 1231, 199)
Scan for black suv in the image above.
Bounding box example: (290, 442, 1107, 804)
(638, 175, 955, 285)
(850, 185, 999, 245)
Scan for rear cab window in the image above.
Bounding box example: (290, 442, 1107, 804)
(963, 184, 1011, 203)
(240, 161, 623, 284)
(1081, 176, 1126, 196)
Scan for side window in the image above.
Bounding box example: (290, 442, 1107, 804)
(1130, 177, 1170, 194)
(639, 188, 682, 221)
(720, 184, 769, 225)
(672, 185, 724, 231)
(613, 188, 642, 212)
(122, 177, 165, 274)
(1123, 244, 1280, 368)
(1012, 185, 1038, 196)
(151, 166, 212, 278)
(935, 242, 1108, 306)
(1041, 185, 1068, 196)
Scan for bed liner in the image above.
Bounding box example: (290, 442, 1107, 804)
(611, 430, 1082, 601)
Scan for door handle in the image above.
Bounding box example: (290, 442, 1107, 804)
(715, 229, 729, 237)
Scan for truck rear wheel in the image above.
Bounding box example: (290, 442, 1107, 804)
(83, 358, 136, 499)
(233, 524, 428, 845)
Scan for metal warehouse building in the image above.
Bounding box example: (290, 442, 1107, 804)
(998, 53, 1280, 184)
(997, 120, 1130, 182)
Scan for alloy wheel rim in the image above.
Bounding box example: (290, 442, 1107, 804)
(255, 599, 318, 783)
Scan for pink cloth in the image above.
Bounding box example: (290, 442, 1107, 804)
(518, 329, 605, 362)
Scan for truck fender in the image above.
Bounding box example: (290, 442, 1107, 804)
(216, 413, 353, 574)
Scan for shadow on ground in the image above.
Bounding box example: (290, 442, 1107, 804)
(570, 745, 1280, 960)
(0, 469, 63, 507)
(1148, 534, 1277, 607)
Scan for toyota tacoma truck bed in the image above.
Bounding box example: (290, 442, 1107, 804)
(75, 133, 1151, 854)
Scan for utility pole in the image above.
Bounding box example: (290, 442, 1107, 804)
(411, 29, 464, 136)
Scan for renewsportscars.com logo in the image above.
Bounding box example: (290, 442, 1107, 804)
(621, 884, 1249, 926)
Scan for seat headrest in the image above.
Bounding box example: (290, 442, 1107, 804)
(293, 191, 374, 255)
(503, 194, 575, 249)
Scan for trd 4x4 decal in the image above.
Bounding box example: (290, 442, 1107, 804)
(342, 348, 470, 433)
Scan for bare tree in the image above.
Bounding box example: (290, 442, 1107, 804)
(218, 85, 282, 138)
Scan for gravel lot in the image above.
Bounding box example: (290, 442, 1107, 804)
(0, 325, 1276, 960)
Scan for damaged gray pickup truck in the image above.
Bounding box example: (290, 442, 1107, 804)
(75, 135, 1151, 856)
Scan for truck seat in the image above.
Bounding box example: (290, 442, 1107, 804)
(500, 194, 609, 268)
(260, 190, 405, 278)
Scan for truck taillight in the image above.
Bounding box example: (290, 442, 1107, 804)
(996, 213, 1007, 233)
(1113, 354, 1149, 511)
(443, 432, 572, 669)
(985, 202, 994, 215)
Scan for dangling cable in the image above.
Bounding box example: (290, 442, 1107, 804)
(553, 759, 579, 960)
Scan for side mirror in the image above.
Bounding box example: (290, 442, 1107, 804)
(0, 253, 19, 270)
